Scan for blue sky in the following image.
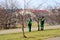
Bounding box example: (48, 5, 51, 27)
(0, 0, 60, 9)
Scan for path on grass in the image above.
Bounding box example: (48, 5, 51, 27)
(0, 25, 60, 34)
(45, 37, 60, 40)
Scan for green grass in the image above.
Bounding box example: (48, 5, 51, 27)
(0, 29, 60, 40)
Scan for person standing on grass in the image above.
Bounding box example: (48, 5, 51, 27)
(28, 18, 32, 32)
(40, 16, 45, 31)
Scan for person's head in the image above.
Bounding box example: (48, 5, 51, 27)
(42, 16, 44, 18)
(30, 18, 32, 21)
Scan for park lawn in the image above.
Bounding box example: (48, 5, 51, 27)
(0, 29, 60, 40)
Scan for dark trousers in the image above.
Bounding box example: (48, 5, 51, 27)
(41, 21, 44, 30)
(28, 24, 31, 32)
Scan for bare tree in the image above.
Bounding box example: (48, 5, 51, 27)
(18, 0, 32, 38)
(0, 0, 19, 29)
(46, 4, 60, 25)
(32, 2, 46, 31)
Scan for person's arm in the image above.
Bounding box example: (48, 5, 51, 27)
(42, 18, 45, 21)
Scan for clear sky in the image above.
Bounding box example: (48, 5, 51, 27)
(0, 0, 60, 9)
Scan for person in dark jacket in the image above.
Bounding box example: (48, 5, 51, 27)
(40, 16, 45, 30)
(28, 18, 32, 32)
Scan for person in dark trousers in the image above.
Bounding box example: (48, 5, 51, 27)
(40, 16, 45, 31)
(28, 18, 32, 32)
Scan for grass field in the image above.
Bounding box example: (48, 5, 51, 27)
(0, 29, 60, 40)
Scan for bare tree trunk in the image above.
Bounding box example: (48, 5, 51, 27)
(37, 21, 40, 31)
(22, 16, 27, 38)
